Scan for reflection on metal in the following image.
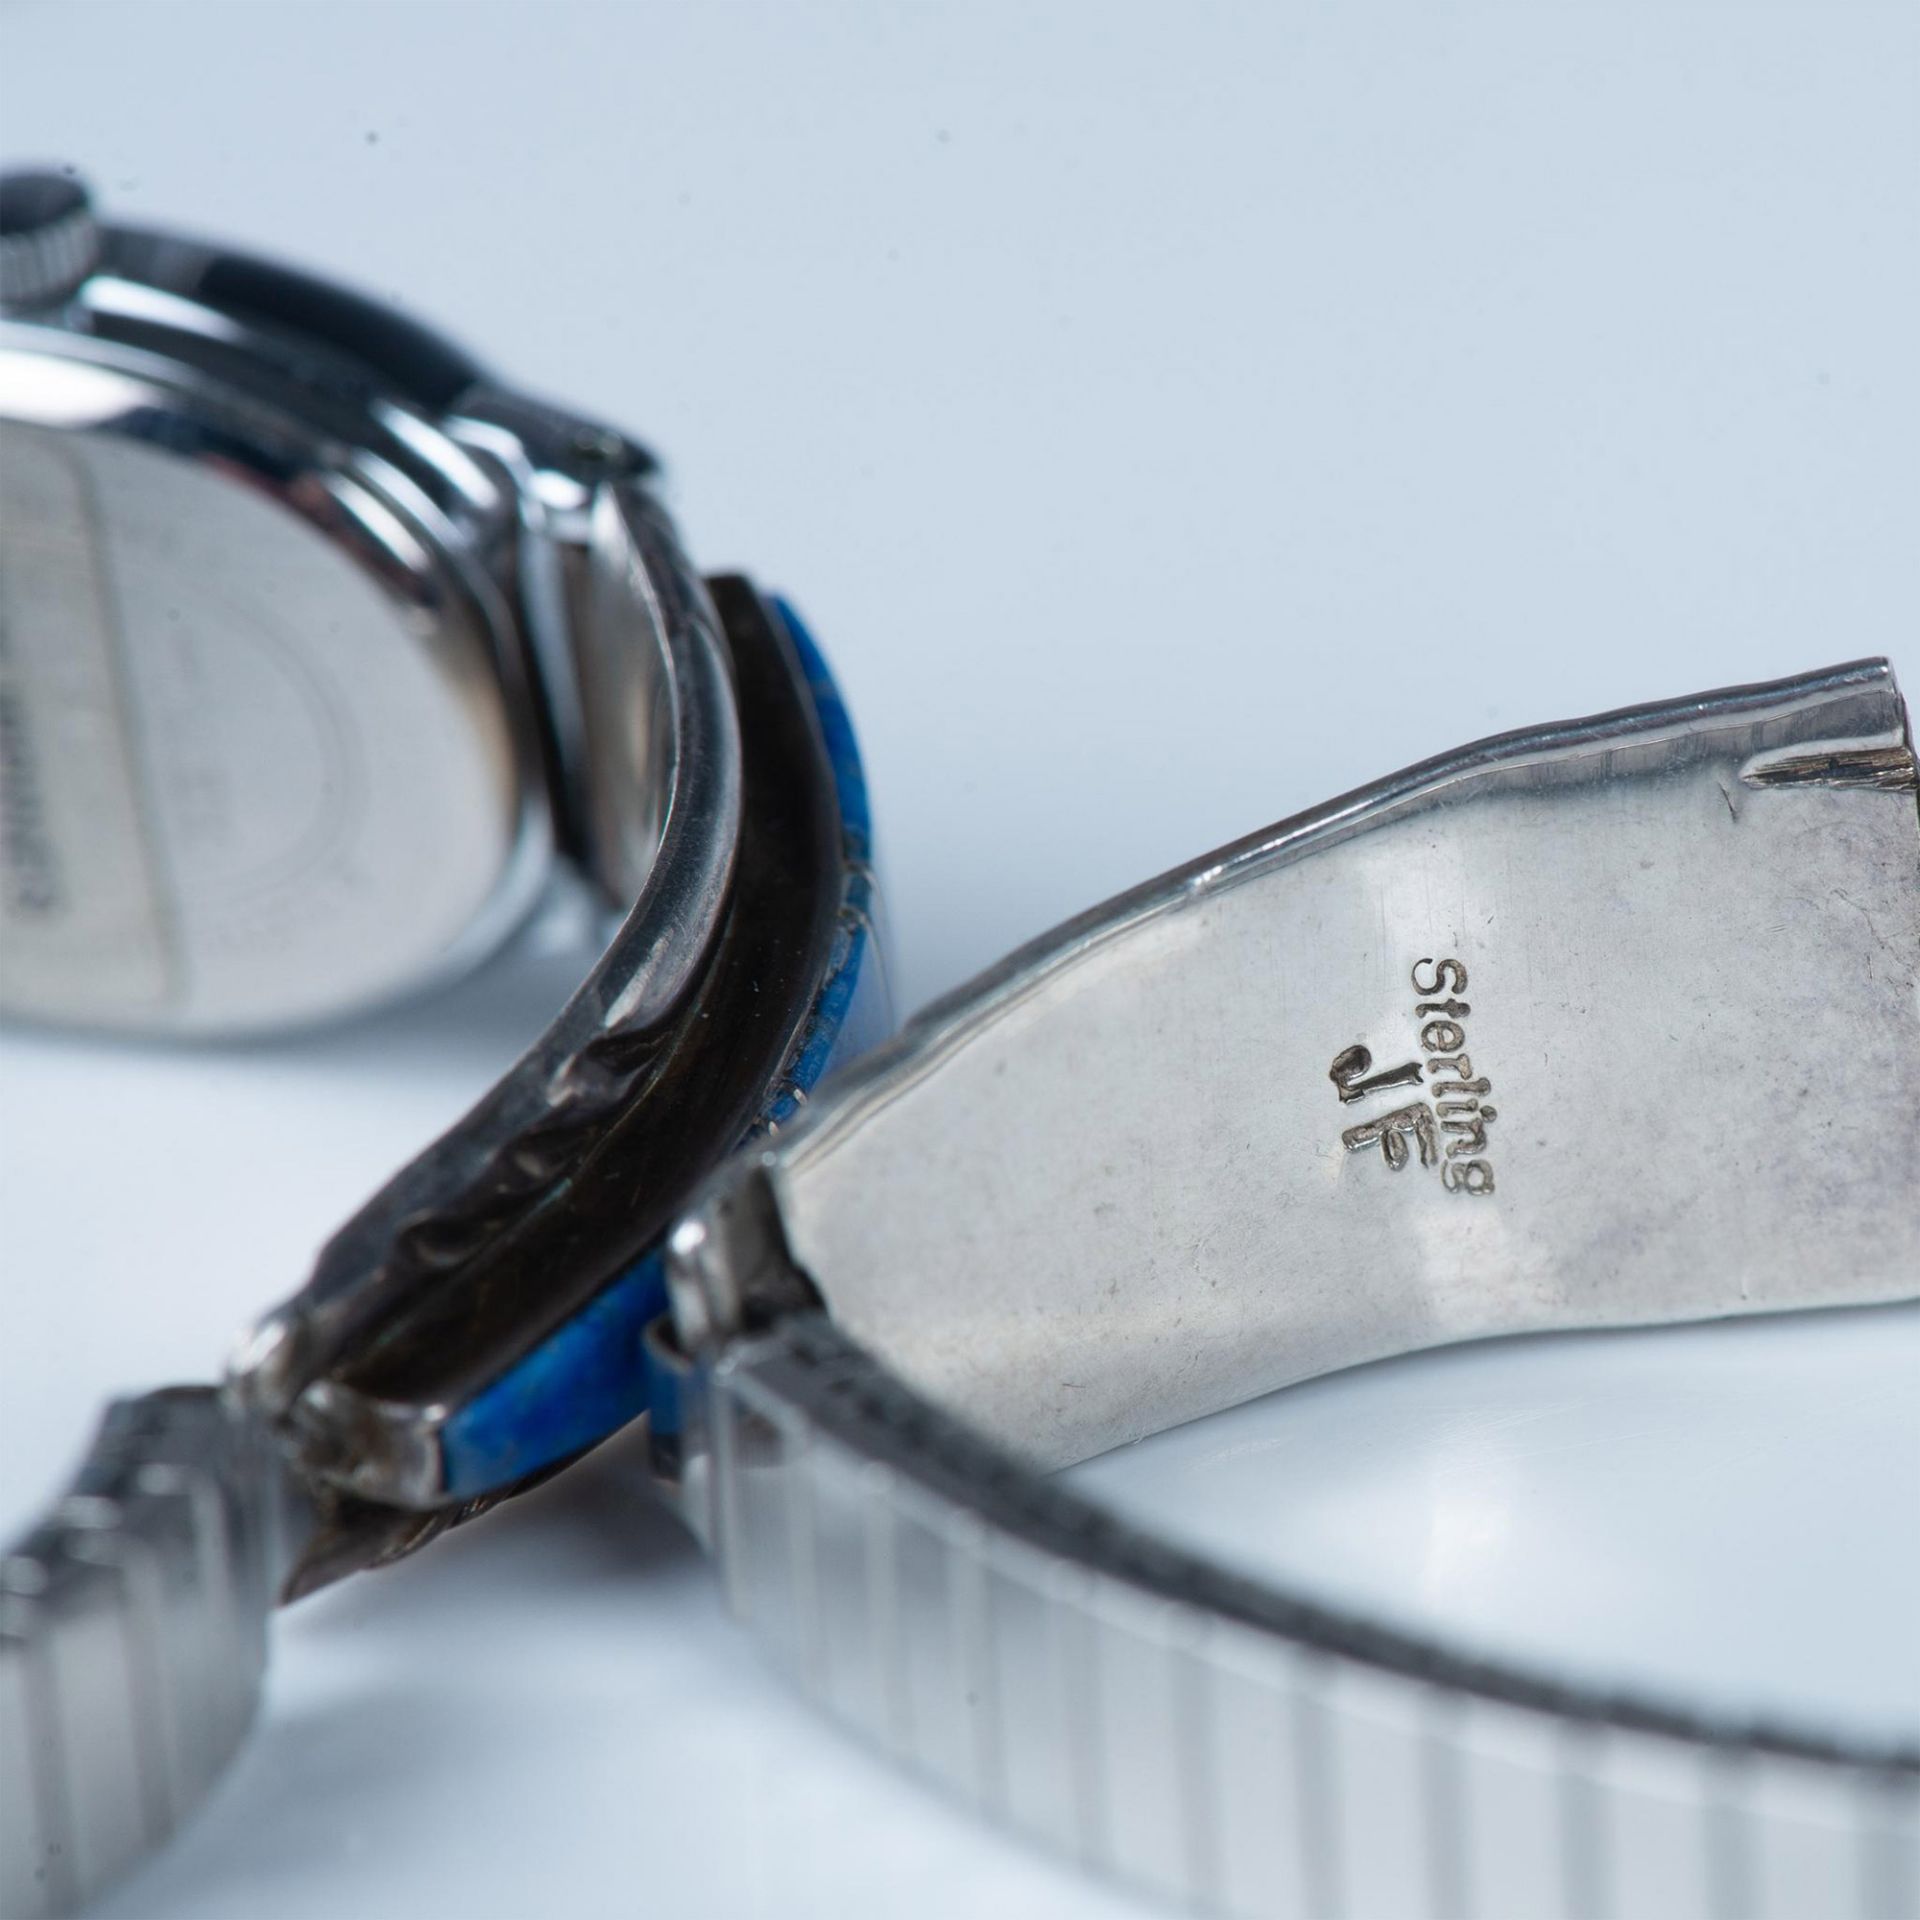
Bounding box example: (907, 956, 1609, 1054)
(690, 1316, 1918, 1920)
(0, 1393, 305, 1918)
(688, 660, 1920, 1473)
(669, 660, 1920, 1918)
(0, 174, 886, 1915)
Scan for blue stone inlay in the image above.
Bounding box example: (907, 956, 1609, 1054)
(442, 1253, 668, 1489)
(439, 596, 890, 1497)
(775, 594, 872, 866)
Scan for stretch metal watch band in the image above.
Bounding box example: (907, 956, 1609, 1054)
(0, 1396, 303, 1917)
(690, 1316, 1917, 1920)
(661, 657, 1920, 1919)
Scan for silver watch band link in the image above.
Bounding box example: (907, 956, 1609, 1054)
(690, 1316, 1919, 1920)
(0, 1390, 301, 1918)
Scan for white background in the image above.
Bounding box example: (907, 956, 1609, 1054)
(3, 2, 1917, 1915)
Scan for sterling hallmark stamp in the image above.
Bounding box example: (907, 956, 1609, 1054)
(1330, 956, 1497, 1195)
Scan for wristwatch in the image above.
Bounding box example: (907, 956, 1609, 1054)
(4, 177, 1917, 1920)
(654, 660, 1919, 1920)
(0, 167, 887, 1916)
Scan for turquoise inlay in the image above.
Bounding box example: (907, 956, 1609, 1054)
(439, 596, 890, 1496)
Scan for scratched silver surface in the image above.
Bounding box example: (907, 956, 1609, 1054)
(756, 661, 1920, 1469)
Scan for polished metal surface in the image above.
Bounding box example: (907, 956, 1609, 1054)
(0, 176, 864, 1915)
(690, 660, 1920, 1469)
(0, 329, 552, 1033)
(447, 385, 674, 911)
(0, 1392, 309, 1920)
(689, 1316, 1918, 1920)
(234, 473, 743, 1504)
(666, 661, 1919, 1918)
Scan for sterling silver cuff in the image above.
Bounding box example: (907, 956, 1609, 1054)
(665, 658, 1920, 1920)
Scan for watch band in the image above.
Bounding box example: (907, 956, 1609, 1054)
(0, 570, 886, 1917)
(690, 1315, 1917, 1920)
(0, 1394, 303, 1918)
(660, 657, 1920, 1919)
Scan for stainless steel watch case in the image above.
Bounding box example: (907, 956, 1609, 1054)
(1, 190, 673, 1035)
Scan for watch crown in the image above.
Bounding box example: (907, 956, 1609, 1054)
(1, 166, 100, 311)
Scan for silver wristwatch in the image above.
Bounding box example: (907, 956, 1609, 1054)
(0, 168, 887, 1915)
(652, 660, 1919, 1920)
(4, 175, 1917, 1920)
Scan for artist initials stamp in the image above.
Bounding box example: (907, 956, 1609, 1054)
(1330, 957, 1497, 1196)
